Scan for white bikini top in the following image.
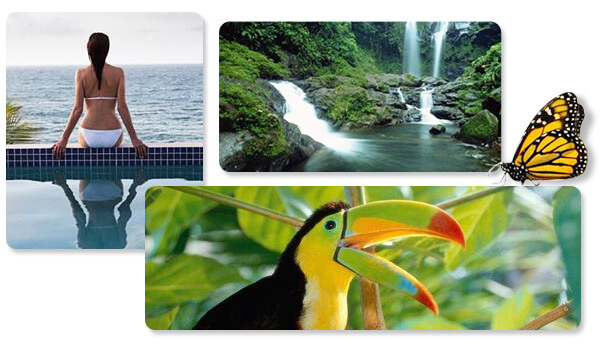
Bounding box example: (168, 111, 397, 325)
(85, 96, 117, 100)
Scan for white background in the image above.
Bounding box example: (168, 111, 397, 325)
(1, 0, 600, 341)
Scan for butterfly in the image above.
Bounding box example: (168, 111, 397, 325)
(495, 92, 587, 184)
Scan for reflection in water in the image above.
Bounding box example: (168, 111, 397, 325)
(52, 170, 146, 249)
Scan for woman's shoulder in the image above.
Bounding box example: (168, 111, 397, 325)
(105, 64, 124, 74)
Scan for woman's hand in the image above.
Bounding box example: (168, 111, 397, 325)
(131, 137, 148, 158)
(52, 137, 68, 159)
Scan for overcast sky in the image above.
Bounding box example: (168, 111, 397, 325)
(7, 13, 203, 66)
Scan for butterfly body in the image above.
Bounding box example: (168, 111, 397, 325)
(501, 92, 587, 183)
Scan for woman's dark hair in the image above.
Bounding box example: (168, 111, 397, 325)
(87, 32, 110, 90)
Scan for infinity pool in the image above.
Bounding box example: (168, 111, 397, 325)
(6, 167, 202, 249)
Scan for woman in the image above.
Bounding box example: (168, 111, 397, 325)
(53, 32, 147, 158)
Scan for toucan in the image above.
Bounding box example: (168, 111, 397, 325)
(194, 200, 465, 330)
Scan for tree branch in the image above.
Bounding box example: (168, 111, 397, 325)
(520, 301, 572, 330)
(166, 186, 305, 228)
(345, 186, 386, 330)
(436, 187, 509, 210)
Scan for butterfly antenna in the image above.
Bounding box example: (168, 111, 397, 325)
(488, 162, 502, 177)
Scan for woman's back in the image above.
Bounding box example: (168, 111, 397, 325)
(80, 64, 123, 130)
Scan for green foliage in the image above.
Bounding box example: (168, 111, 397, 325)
(146, 306, 180, 330)
(145, 186, 234, 258)
(234, 187, 299, 252)
(397, 313, 467, 330)
(351, 22, 405, 73)
(328, 86, 376, 124)
(445, 188, 511, 269)
(220, 40, 289, 83)
(219, 40, 290, 161)
(145, 254, 245, 306)
(221, 22, 363, 78)
(553, 187, 581, 324)
(145, 186, 578, 330)
(6, 101, 40, 144)
(457, 42, 502, 117)
(491, 287, 535, 329)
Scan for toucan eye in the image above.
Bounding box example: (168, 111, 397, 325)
(324, 220, 337, 231)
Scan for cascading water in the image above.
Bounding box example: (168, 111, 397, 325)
(403, 22, 421, 76)
(418, 88, 443, 124)
(395, 87, 406, 103)
(432, 21, 450, 78)
(269, 81, 357, 153)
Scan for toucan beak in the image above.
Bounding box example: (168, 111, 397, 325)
(334, 200, 465, 315)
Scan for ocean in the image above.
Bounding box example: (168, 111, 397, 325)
(6, 64, 203, 143)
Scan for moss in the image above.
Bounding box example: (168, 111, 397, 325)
(456, 42, 501, 116)
(220, 40, 289, 82)
(460, 110, 499, 143)
(328, 86, 375, 124)
(219, 40, 290, 162)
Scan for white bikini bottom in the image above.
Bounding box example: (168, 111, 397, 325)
(79, 128, 123, 148)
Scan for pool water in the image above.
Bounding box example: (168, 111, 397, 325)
(6, 177, 202, 249)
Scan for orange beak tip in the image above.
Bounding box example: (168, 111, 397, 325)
(430, 211, 466, 249)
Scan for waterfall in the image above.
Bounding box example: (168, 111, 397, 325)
(432, 22, 450, 78)
(418, 88, 443, 124)
(269, 81, 356, 153)
(403, 22, 421, 76)
(395, 87, 406, 103)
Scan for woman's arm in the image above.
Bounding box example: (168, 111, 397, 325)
(53, 69, 84, 158)
(116, 69, 147, 158)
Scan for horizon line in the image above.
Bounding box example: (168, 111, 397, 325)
(6, 62, 204, 68)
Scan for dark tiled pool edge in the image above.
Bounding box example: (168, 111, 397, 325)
(6, 144, 203, 168)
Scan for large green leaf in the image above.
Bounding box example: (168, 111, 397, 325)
(146, 306, 179, 330)
(444, 188, 511, 269)
(491, 287, 535, 329)
(234, 187, 299, 252)
(146, 187, 234, 257)
(145, 186, 164, 208)
(145, 254, 245, 306)
(553, 186, 581, 325)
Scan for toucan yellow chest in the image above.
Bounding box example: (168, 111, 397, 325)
(299, 277, 351, 330)
(295, 237, 354, 329)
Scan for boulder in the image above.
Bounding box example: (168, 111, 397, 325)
(431, 106, 465, 120)
(219, 131, 254, 172)
(456, 109, 499, 144)
(282, 120, 324, 167)
(429, 124, 446, 135)
(403, 107, 422, 123)
(482, 87, 501, 116)
(420, 76, 447, 87)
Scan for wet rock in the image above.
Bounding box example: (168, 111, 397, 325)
(282, 120, 324, 168)
(403, 107, 422, 122)
(365, 73, 422, 89)
(219, 122, 323, 172)
(455, 109, 499, 144)
(482, 87, 501, 116)
(429, 124, 446, 135)
(431, 106, 465, 120)
(219, 131, 254, 172)
(420, 76, 447, 87)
